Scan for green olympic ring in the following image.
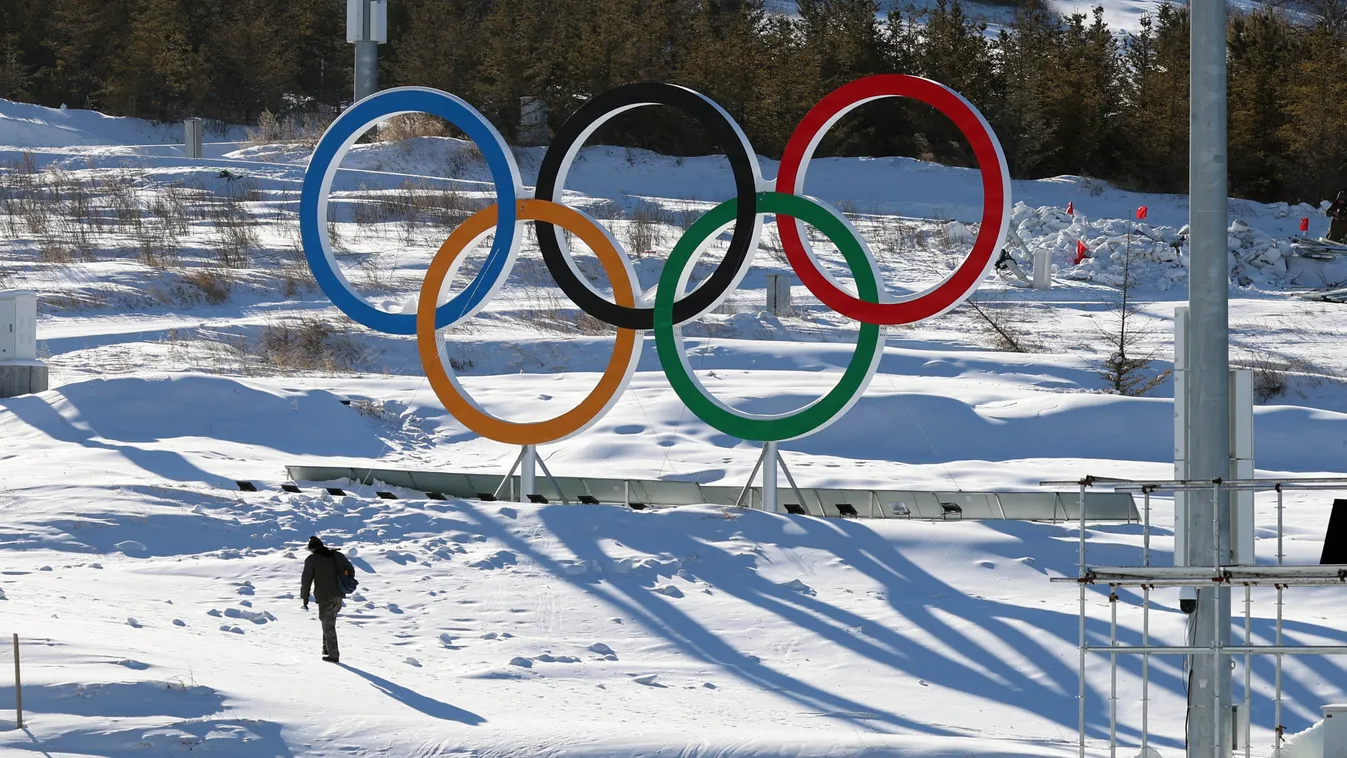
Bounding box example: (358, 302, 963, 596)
(654, 192, 885, 442)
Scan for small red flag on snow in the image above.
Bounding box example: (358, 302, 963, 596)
(1066, 202, 1075, 216)
(1136, 206, 1148, 220)
(1074, 240, 1090, 265)
(1300, 217, 1310, 232)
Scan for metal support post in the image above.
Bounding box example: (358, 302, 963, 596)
(1275, 582, 1284, 758)
(183, 118, 203, 160)
(734, 447, 767, 508)
(762, 441, 779, 514)
(492, 447, 527, 500)
(1276, 486, 1284, 566)
(1243, 584, 1251, 758)
(520, 444, 536, 503)
(1188, 0, 1233, 745)
(1143, 583, 1151, 758)
(12, 634, 21, 730)
(355, 41, 378, 102)
(1078, 481, 1088, 758)
(535, 454, 568, 505)
(349, 0, 386, 102)
(1110, 588, 1119, 758)
(1144, 490, 1152, 566)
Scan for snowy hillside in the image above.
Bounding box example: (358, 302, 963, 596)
(0, 97, 1344, 757)
(762, 0, 1273, 34)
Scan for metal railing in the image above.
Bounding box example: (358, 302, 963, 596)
(1039, 475, 1347, 758)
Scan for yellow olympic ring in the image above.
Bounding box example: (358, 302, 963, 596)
(416, 199, 643, 445)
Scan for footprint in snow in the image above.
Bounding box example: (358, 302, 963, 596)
(781, 579, 815, 596)
(126, 618, 142, 628)
(116, 660, 150, 670)
(388, 603, 404, 614)
(633, 674, 663, 687)
(172, 619, 186, 627)
(219, 625, 244, 634)
(404, 657, 422, 667)
(654, 584, 684, 598)
(588, 643, 615, 656)
(481, 632, 498, 640)
(509, 657, 533, 668)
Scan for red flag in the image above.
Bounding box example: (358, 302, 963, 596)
(1300, 217, 1310, 233)
(1136, 205, 1148, 220)
(1074, 240, 1090, 265)
(1066, 202, 1075, 216)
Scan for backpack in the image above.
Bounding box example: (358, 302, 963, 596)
(334, 551, 359, 595)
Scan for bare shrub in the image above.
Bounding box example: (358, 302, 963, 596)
(1234, 352, 1326, 402)
(253, 318, 366, 372)
(515, 284, 610, 335)
(378, 113, 450, 142)
(959, 291, 1036, 353)
(247, 110, 335, 148)
(200, 182, 260, 269)
(622, 201, 671, 258)
(446, 141, 483, 177)
(182, 268, 233, 305)
(279, 242, 317, 297)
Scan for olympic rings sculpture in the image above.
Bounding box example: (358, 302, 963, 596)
(300, 75, 1011, 447)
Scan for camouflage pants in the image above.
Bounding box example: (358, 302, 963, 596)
(1330, 215, 1347, 244)
(318, 597, 342, 658)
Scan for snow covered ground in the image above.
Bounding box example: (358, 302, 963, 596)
(0, 98, 1344, 757)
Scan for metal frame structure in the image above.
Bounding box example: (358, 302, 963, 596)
(1041, 475, 1347, 758)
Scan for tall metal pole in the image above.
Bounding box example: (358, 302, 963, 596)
(762, 441, 779, 514)
(1187, 0, 1232, 753)
(353, 0, 381, 102)
(519, 445, 536, 504)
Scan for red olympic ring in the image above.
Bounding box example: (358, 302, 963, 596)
(776, 75, 1010, 326)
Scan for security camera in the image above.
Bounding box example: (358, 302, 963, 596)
(1180, 587, 1198, 615)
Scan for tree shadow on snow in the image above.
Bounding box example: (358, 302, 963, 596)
(453, 501, 944, 736)
(339, 664, 486, 725)
(442, 501, 1347, 745)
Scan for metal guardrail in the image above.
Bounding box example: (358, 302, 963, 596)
(283, 465, 1140, 521)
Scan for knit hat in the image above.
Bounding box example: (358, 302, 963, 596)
(307, 536, 324, 551)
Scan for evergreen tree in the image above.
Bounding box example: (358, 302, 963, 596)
(104, 0, 209, 120)
(1227, 11, 1294, 201)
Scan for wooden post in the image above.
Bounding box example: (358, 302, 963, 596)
(12, 633, 21, 729)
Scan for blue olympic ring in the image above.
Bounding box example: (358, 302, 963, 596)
(300, 87, 523, 335)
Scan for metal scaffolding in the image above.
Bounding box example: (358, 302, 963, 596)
(1040, 475, 1347, 758)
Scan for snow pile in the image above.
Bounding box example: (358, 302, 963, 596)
(1009, 202, 1298, 291)
(0, 97, 182, 148)
(1281, 717, 1324, 758)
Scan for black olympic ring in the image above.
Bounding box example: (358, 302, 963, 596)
(534, 81, 763, 331)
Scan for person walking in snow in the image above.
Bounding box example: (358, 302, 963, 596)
(301, 535, 355, 663)
(1328, 189, 1347, 244)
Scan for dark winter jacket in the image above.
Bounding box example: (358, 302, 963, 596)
(301, 548, 354, 602)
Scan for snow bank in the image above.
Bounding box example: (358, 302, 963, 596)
(0, 97, 185, 148)
(1008, 202, 1317, 292)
